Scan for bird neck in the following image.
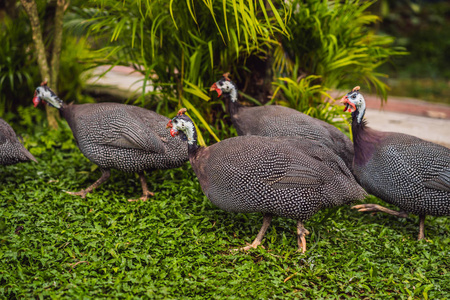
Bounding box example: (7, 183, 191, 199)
(188, 142, 202, 158)
(178, 122, 201, 156)
(225, 94, 241, 119)
(351, 107, 384, 166)
(352, 102, 366, 125)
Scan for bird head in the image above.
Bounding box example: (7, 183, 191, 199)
(166, 108, 196, 144)
(33, 82, 62, 109)
(210, 73, 238, 102)
(340, 86, 365, 113)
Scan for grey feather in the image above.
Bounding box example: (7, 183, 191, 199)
(0, 118, 37, 165)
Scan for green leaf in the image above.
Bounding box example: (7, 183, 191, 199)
(423, 284, 434, 300)
(169, 0, 179, 30)
(265, 0, 287, 34)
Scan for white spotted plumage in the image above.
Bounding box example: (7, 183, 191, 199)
(0, 118, 37, 165)
(33, 85, 189, 198)
(348, 90, 450, 217)
(171, 113, 366, 221)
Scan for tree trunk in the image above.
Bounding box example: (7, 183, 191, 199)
(20, 0, 67, 130)
(50, 0, 67, 95)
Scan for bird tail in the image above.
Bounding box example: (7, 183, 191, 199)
(21, 146, 37, 163)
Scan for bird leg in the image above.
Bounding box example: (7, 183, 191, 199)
(128, 172, 154, 202)
(418, 215, 426, 240)
(297, 221, 310, 253)
(66, 169, 111, 198)
(232, 214, 273, 251)
(352, 204, 408, 218)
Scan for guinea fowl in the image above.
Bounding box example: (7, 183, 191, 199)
(210, 73, 354, 171)
(33, 83, 188, 201)
(0, 118, 37, 166)
(341, 86, 450, 240)
(167, 108, 366, 252)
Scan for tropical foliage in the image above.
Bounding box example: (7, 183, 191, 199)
(66, 0, 404, 141)
(275, 0, 405, 100)
(0, 14, 38, 113)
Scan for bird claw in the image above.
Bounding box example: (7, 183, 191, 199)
(231, 242, 265, 252)
(352, 204, 374, 212)
(352, 204, 384, 214)
(351, 204, 408, 218)
(66, 190, 88, 198)
(127, 191, 154, 202)
(144, 191, 155, 197)
(297, 229, 309, 253)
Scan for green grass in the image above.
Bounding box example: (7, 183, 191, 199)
(0, 129, 449, 299)
(385, 78, 450, 105)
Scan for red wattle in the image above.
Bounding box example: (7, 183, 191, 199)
(170, 128, 179, 137)
(347, 103, 356, 113)
(33, 96, 40, 107)
(210, 83, 222, 97)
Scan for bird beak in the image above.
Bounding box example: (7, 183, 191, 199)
(340, 95, 356, 113)
(32, 91, 41, 107)
(210, 83, 222, 97)
(166, 120, 173, 128)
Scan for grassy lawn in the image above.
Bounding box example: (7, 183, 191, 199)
(0, 128, 449, 299)
(386, 78, 450, 105)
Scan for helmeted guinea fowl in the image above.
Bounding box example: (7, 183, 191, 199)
(0, 118, 37, 166)
(167, 108, 366, 252)
(341, 86, 450, 240)
(33, 82, 188, 201)
(210, 73, 354, 171)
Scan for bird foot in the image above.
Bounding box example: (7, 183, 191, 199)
(66, 190, 88, 198)
(231, 242, 265, 252)
(352, 204, 376, 212)
(352, 204, 408, 218)
(127, 191, 154, 202)
(297, 229, 310, 253)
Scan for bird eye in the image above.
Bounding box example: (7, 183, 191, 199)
(351, 95, 356, 99)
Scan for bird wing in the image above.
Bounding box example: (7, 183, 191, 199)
(106, 120, 166, 153)
(265, 163, 324, 190)
(378, 136, 450, 193)
(423, 169, 450, 193)
(262, 151, 326, 190)
(96, 111, 166, 154)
